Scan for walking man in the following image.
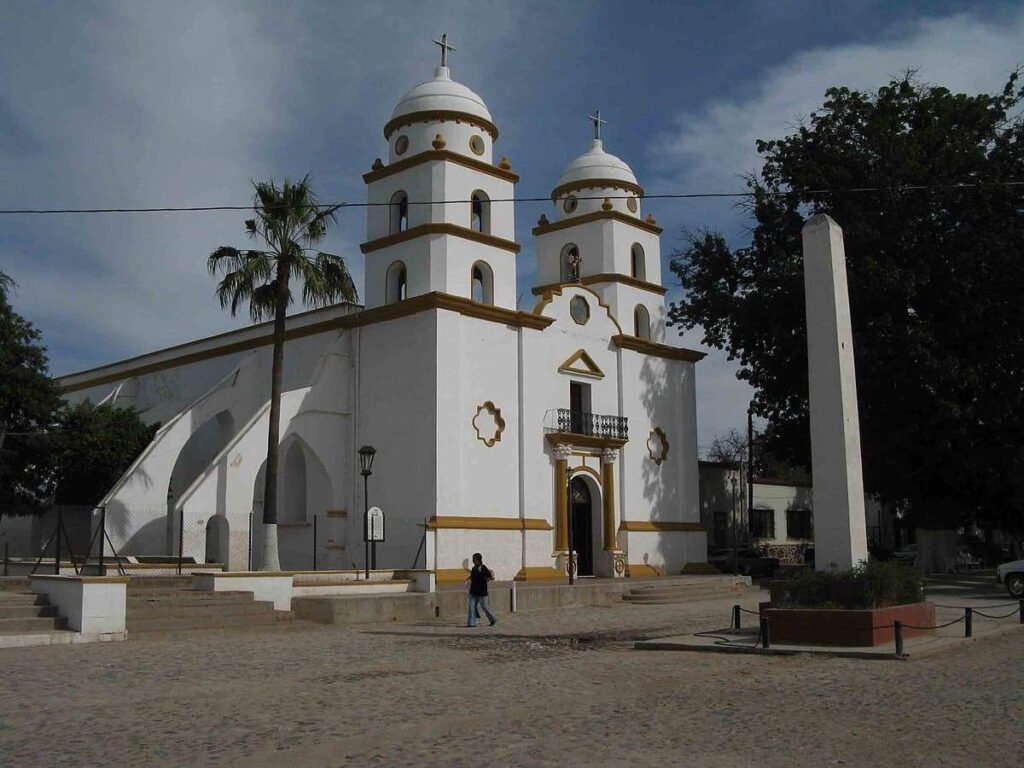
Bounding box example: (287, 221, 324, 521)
(465, 553, 497, 627)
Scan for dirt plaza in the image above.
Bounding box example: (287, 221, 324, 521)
(1, 580, 1022, 767)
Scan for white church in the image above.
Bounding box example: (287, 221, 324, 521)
(58, 42, 709, 584)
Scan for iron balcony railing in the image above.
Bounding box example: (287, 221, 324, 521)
(544, 408, 628, 441)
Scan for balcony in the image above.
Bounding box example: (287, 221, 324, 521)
(544, 408, 629, 445)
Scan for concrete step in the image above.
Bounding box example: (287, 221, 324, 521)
(127, 602, 276, 619)
(128, 593, 261, 606)
(127, 589, 251, 600)
(0, 593, 46, 606)
(625, 585, 741, 596)
(127, 611, 295, 634)
(0, 604, 59, 619)
(0, 616, 68, 633)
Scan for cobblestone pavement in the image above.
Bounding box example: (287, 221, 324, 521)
(0, 583, 1021, 767)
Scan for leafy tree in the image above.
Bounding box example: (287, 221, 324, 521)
(670, 73, 1024, 532)
(208, 175, 357, 569)
(707, 428, 810, 486)
(38, 401, 158, 506)
(0, 271, 62, 513)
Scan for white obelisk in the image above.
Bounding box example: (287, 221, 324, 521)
(802, 214, 868, 571)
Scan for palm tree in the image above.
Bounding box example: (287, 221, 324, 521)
(208, 175, 357, 570)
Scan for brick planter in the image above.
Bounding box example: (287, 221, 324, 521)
(761, 603, 935, 647)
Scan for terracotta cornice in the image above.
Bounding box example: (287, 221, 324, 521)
(618, 521, 704, 532)
(383, 110, 499, 141)
(550, 177, 645, 201)
(531, 274, 667, 296)
(362, 149, 519, 184)
(545, 432, 628, 450)
(61, 293, 552, 393)
(532, 209, 662, 237)
(611, 334, 706, 362)
(361, 223, 521, 254)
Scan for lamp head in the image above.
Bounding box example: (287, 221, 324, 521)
(358, 445, 377, 475)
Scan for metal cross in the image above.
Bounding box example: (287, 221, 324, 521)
(432, 33, 456, 67)
(588, 110, 607, 140)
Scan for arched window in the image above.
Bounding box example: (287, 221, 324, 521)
(471, 261, 494, 305)
(631, 243, 646, 280)
(470, 190, 490, 234)
(634, 305, 651, 340)
(560, 243, 581, 282)
(390, 190, 409, 234)
(386, 261, 407, 304)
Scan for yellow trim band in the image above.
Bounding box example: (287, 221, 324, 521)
(426, 516, 553, 531)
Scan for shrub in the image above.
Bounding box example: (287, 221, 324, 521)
(775, 561, 924, 609)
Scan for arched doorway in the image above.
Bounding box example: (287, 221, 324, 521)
(569, 476, 597, 577)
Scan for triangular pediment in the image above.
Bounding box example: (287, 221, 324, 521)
(558, 349, 604, 379)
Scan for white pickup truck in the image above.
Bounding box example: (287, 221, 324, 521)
(995, 559, 1024, 598)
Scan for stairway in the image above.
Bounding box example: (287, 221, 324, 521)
(126, 582, 301, 634)
(0, 591, 69, 637)
(621, 578, 750, 606)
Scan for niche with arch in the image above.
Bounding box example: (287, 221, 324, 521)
(385, 260, 407, 304)
(631, 243, 646, 280)
(390, 190, 409, 234)
(560, 243, 581, 282)
(471, 261, 494, 305)
(634, 304, 651, 340)
(470, 190, 490, 234)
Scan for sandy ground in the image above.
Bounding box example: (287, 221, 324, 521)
(1, 579, 1022, 767)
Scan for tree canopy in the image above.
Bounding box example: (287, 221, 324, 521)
(0, 272, 62, 511)
(669, 73, 1024, 531)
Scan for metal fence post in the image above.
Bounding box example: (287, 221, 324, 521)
(894, 620, 904, 657)
(248, 512, 253, 571)
(760, 616, 770, 649)
(177, 506, 185, 576)
(733, 604, 741, 630)
(313, 514, 318, 571)
(54, 507, 62, 575)
(964, 607, 972, 638)
(1019, 600, 1023, 625)
(3, 541, 8, 576)
(98, 506, 106, 574)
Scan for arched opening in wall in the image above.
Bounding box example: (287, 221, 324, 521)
(631, 243, 646, 280)
(569, 475, 600, 577)
(634, 305, 651, 340)
(471, 261, 494, 305)
(470, 190, 490, 234)
(167, 410, 236, 550)
(390, 190, 409, 233)
(281, 441, 307, 524)
(560, 243, 580, 282)
(386, 260, 407, 304)
(204, 516, 230, 564)
(251, 436, 334, 571)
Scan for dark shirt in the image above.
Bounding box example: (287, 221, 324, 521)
(469, 563, 491, 596)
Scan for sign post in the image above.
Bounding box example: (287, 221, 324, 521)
(367, 506, 385, 570)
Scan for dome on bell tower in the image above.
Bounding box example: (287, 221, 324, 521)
(555, 139, 639, 191)
(388, 66, 493, 129)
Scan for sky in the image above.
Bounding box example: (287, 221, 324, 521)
(1, 0, 1022, 452)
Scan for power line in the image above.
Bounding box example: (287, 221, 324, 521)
(0, 181, 1021, 216)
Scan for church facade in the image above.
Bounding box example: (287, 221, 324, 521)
(58, 51, 708, 583)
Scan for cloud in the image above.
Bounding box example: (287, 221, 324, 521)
(651, 9, 1024, 447)
(650, 10, 1024, 206)
(0, 1, 583, 375)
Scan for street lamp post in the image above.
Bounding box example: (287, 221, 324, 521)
(358, 445, 376, 579)
(731, 476, 739, 576)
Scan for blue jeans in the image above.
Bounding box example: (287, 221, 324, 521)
(467, 595, 496, 627)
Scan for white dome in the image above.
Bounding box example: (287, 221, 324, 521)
(389, 66, 492, 126)
(555, 139, 639, 192)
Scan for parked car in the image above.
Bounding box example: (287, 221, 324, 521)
(707, 547, 781, 577)
(996, 559, 1024, 598)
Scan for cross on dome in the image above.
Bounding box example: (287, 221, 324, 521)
(588, 110, 607, 141)
(432, 33, 456, 67)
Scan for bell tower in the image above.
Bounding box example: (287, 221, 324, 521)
(532, 114, 666, 342)
(360, 35, 520, 310)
